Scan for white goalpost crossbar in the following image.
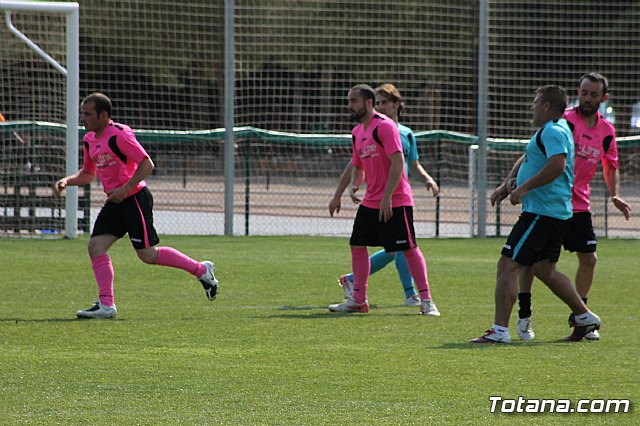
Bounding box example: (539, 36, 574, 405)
(1, 0, 79, 238)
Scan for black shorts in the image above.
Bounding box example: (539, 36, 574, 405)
(350, 205, 417, 252)
(501, 212, 569, 266)
(92, 186, 160, 250)
(562, 211, 597, 253)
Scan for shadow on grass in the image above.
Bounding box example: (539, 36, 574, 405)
(264, 305, 421, 319)
(438, 339, 585, 349)
(0, 318, 124, 323)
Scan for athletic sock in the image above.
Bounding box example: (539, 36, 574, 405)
(518, 292, 532, 319)
(345, 249, 395, 284)
(394, 251, 417, 298)
(91, 254, 115, 307)
(369, 249, 395, 275)
(351, 246, 370, 304)
(492, 324, 509, 336)
(156, 247, 205, 277)
(403, 246, 431, 300)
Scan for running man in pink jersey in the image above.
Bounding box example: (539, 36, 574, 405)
(491, 73, 631, 341)
(328, 84, 439, 315)
(55, 93, 218, 319)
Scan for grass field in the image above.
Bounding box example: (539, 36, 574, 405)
(0, 236, 638, 425)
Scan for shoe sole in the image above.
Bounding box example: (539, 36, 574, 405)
(565, 324, 600, 341)
(469, 336, 510, 344)
(76, 314, 116, 319)
(199, 262, 219, 301)
(328, 306, 369, 313)
(518, 334, 535, 341)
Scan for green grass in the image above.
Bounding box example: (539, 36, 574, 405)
(0, 236, 638, 425)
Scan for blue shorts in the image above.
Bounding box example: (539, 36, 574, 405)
(92, 187, 160, 249)
(501, 212, 569, 266)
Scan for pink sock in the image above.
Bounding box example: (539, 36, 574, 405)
(403, 246, 431, 300)
(156, 247, 205, 277)
(91, 254, 115, 306)
(351, 246, 370, 304)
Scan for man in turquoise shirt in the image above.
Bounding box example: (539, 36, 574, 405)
(470, 85, 601, 343)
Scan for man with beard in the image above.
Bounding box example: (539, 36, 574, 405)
(327, 84, 437, 315)
(491, 74, 630, 341)
(328, 83, 440, 311)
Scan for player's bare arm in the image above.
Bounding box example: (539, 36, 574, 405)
(330, 161, 353, 217)
(106, 157, 155, 204)
(408, 160, 439, 197)
(54, 169, 95, 195)
(491, 154, 525, 206)
(510, 154, 565, 205)
(379, 152, 404, 223)
(349, 165, 365, 204)
(602, 162, 631, 220)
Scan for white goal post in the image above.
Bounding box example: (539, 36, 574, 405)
(1, 0, 79, 238)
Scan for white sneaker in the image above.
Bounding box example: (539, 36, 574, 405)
(469, 328, 512, 344)
(328, 297, 369, 313)
(517, 317, 535, 341)
(420, 299, 440, 316)
(566, 311, 601, 341)
(584, 330, 600, 340)
(76, 301, 117, 319)
(338, 274, 353, 299)
(199, 261, 219, 301)
(404, 294, 421, 306)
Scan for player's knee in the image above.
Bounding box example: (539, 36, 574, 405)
(136, 248, 158, 265)
(87, 239, 104, 257)
(579, 252, 597, 269)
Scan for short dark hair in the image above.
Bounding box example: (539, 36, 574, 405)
(82, 93, 112, 118)
(536, 85, 567, 115)
(350, 84, 375, 104)
(579, 72, 609, 95)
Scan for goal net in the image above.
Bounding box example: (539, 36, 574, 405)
(1, 1, 639, 237)
(0, 2, 82, 238)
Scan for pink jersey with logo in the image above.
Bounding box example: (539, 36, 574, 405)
(82, 121, 149, 197)
(564, 107, 618, 212)
(351, 113, 413, 209)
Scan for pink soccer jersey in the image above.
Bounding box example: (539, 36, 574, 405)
(351, 113, 413, 209)
(82, 120, 149, 197)
(564, 107, 618, 212)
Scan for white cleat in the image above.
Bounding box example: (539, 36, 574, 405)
(420, 299, 441, 316)
(517, 317, 535, 341)
(328, 297, 369, 313)
(584, 329, 600, 341)
(199, 261, 219, 301)
(404, 294, 421, 307)
(338, 274, 353, 299)
(76, 301, 117, 319)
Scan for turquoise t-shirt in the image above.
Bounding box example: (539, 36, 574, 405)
(398, 123, 418, 173)
(516, 118, 574, 220)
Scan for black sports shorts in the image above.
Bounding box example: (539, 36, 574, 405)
(350, 205, 417, 252)
(501, 212, 569, 266)
(92, 186, 160, 249)
(562, 211, 597, 253)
